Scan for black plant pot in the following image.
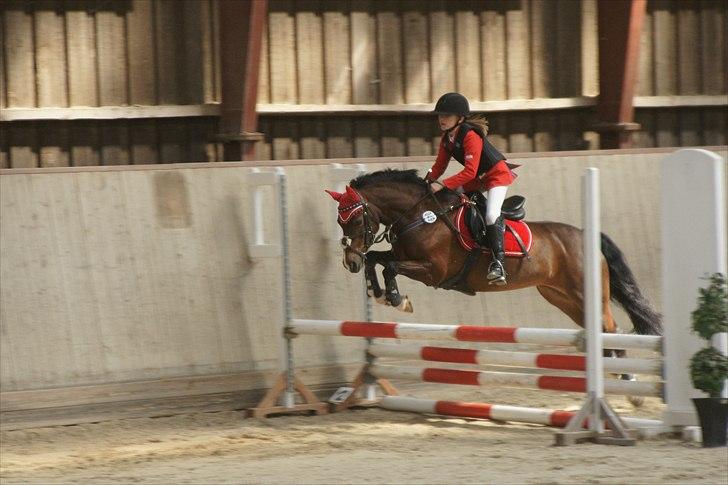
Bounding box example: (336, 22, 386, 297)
(692, 397, 728, 447)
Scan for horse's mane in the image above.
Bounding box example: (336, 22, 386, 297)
(349, 169, 428, 190)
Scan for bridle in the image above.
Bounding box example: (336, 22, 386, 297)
(339, 185, 466, 258)
(338, 197, 377, 258)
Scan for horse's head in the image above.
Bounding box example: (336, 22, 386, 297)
(325, 185, 379, 273)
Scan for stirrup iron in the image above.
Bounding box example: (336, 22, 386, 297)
(487, 260, 507, 286)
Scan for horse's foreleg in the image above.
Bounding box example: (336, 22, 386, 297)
(364, 251, 392, 306)
(381, 259, 439, 313)
(391, 260, 439, 286)
(364, 259, 385, 302)
(381, 262, 411, 312)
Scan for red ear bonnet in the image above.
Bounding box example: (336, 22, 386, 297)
(324, 189, 343, 201)
(345, 185, 359, 199)
(330, 185, 364, 223)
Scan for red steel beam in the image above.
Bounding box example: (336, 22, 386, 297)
(218, 0, 267, 161)
(595, 0, 647, 148)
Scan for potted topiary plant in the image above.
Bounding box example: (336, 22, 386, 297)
(689, 273, 728, 447)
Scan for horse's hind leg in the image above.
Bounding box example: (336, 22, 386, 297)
(536, 284, 618, 333)
(598, 267, 645, 406)
(536, 285, 585, 327)
(536, 284, 645, 407)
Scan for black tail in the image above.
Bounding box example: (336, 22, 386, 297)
(600, 233, 663, 335)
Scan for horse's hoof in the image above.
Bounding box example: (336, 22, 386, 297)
(622, 374, 644, 407)
(375, 295, 387, 305)
(399, 297, 413, 313)
(628, 395, 645, 407)
(386, 293, 403, 308)
(367, 287, 384, 298)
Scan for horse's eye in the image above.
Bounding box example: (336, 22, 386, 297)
(340, 237, 350, 247)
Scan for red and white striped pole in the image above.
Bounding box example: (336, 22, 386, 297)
(368, 342, 662, 375)
(380, 396, 663, 430)
(290, 319, 661, 351)
(369, 364, 662, 397)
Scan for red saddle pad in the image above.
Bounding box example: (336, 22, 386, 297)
(454, 206, 533, 256)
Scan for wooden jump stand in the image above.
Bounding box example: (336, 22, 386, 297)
(250, 347, 398, 418)
(554, 169, 636, 446)
(249, 372, 329, 418)
(247, 168, 328, 418)
(330, 364, 399, 413)
(333, 247, 399, 412)
(249, 164, 392, 418)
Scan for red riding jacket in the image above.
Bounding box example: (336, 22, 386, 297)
(427, 123, 515, 192)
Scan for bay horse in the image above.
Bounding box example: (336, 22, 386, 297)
(325, 169, 662, 405)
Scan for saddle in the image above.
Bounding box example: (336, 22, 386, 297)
(440, 192, 531, 295)
(465, 192, 526, 247)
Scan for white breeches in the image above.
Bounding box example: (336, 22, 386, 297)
(484, 185, 508, 225)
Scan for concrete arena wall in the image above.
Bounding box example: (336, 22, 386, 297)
(1, 148, 726, 402)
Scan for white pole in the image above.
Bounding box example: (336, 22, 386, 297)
(583, 168, 604, 433)
(277, 168, 295, 408)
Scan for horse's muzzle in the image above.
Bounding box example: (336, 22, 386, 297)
(343, 251, 364, 273)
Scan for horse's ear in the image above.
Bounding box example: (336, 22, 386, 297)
(324, 189, 343, 201)
(344, 185, 360, 200)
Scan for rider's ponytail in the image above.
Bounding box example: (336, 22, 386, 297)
(465, 114, 489, 136)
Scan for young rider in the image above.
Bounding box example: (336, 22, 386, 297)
(425, 92, 516, 286)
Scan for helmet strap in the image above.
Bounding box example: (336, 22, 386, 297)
(443, 117, 464, 134)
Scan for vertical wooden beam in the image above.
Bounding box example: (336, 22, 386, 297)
(376, 10, 403, 104)
(481, 4, 507, 101)
(402, 2, 430, 104)
(595, 0, 646, 148)
(217, 0, 267, 161)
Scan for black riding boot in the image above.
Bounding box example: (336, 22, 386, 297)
(486, 216, 507, 285)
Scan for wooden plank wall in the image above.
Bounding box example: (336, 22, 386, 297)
(0, 0, 220, 168)
(255, 109, 599, 161)
(255, 0, 597, 159)
(258, 0, 591, 106)
(255, 0, 726, 160)
(633, 0, 728, 148)
(1, 0, 726, 168)
(1, 118, 221, 168)
(1, 0, 219, 108)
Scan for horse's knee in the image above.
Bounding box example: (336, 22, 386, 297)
(383, 262, 398, 280)
(366, 279, 383, 299)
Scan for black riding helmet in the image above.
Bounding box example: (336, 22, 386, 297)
(432, 92, 470, 116)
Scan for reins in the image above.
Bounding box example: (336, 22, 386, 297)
(375, 185, 468, 245)
(340, 182, 471, 256)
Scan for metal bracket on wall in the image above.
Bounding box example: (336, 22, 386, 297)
(247, 168, 282, 258)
